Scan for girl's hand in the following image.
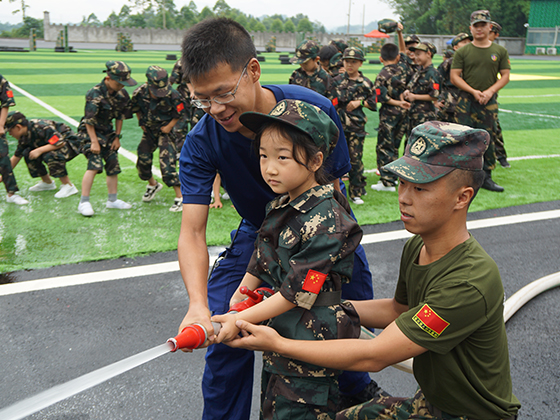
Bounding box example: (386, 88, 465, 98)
(226, 320, 282, 352)
(211, 313, 240, 343)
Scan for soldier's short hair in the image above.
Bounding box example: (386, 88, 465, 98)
(181, 18, 257, 82)
(380, 43, 399, 61)
(319, 44, 338, 62)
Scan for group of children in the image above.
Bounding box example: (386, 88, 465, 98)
(0, 60, 202, 215)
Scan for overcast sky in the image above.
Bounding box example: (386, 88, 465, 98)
(2, 0, 399, 31)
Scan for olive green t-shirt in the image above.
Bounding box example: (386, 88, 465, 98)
(451, 42, 511, 92)
(394, 235, 520, 419)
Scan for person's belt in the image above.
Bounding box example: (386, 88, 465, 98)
(314, 290, 341, 306)
(426, 401, 517, 420)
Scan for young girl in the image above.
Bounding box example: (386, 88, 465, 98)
(212, 99, 363, 419)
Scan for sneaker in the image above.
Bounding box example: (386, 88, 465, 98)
(338, 380, 391, 412)
(371, 181, 396, 192)
(375, 168, 380, 176)
(106, 199, 132, 209)
(169, 198, 182, 212)
(142, 182, 163, 202)
(498, 157, 511, 168)
(29, 180, 56, 192)
(351, 196, 364, 205)
(6, 194, 29, 205)
(78, 201, 94, 216)
(54, 183, 79, 198)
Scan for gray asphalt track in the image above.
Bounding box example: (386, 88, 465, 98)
(1, 200, 559, 419)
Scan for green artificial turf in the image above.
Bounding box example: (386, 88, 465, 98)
(1, 50, 559, 273)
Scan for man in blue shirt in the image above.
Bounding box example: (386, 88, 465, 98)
(177, 18, 379, 420)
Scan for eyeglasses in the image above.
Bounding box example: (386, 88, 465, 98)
(192, 60, 251, 109)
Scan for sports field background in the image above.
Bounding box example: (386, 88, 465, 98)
(1, 49, 559, 273)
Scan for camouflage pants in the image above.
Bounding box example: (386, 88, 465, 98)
(377, 111, 407, 185)
(345, 131, 366, 198)
(494, 118, 507, 160)
(22, 144, 79, 179)
(261, 370, 339, 420)
(0, 134, 19, 193)
(81, 134, 121, 176)
(454, 91, 497, 171)
(137, 128, 179, 187)
(336, 388, 468, 420)
(436, 89, 458, 123)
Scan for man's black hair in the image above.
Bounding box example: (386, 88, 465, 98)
(181, 18, 257, 82)
(380, 43, 399, 61)
(319, 44, 338, 62)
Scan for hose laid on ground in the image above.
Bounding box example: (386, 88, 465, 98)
(359, 271, 560, 374)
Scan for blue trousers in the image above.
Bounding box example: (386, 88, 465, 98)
(201, 219, 374, 420)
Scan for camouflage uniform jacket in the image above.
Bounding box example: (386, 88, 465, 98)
(169, 60, 192, 106)
(288, 66, 334, 100)
(246, 184, 362, 378)
(437, 57, 460, 113)
(333, 71, 377, 134)
(0, 74, 16, 109)
(327, 53, 344, 77)
(374, 63, 409, 117)
(14, 119, 72, 158)
(131, 83, 185, 130)
(78, 79, 133, 144)
(407, 64, 441, 114)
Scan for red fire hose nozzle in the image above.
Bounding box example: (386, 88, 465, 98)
(167, 322, 221, 352)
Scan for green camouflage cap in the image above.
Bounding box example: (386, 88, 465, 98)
(103, 60, 137, 86)
(5, 110, 26, 130)
(471, 10, 492, 25)
(146, 65, 171, 97)
(403, 34, 420, 45)
(451, 32, 473, 47)
(408, 42, 437, 56)
(378, 19, 398, 34)
(383, 121, 489, 184)
(342, 47, 365, 61)
(330, 39, 348, 53)
(290, 40, 320, 64)
(443, 48, 455, 59)
(239, 99, 339, 157)
(490, 21, 502, 33)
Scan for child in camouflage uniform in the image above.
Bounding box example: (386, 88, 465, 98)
(77, 60, 136, 217)
(131, 65, 184, 212)
(0, 74, 27, 204)
(372, 43, 411, 192)
(6, 111, 80, 198)
(289, 40, 334, 100)
(213, 99, 362, 420)
(403, 42, 441, 140)
(333, 47, 376, 204)
(436, 33, 472, 123)
(169, 60, 192, 152)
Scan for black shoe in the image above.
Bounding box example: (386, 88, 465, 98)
(498, 157, 511, 168)
(338, 380, 391, 411)
(482, 171, 504, 192)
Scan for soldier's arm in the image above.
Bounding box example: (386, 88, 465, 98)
(9, 155, 21, 169)
(0, 106, 8, 135)
(161, 117, 179, 134)
(397, 23, 406, 53)
(85, 123, 100, 154)
(480, 69, 510, 105)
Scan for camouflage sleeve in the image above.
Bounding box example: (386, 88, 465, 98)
(82, 88, 100, 127)
(374, 73, 390, 104)
(362, 78, 377, 111)
(130, 85, 143, 115)
(117, 90, 133, 120)
(428, 69, 441, 99)
(40, 121, 65, 148)
(0, 75, 16, 108)
(169, 61, 181, 85)
(170, 91, 185, 119)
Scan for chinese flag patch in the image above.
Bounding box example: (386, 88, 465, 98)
(48, 135, 60, 145)
(433, 83, 440, 90)
(176, 102, 185, 113)
(332, 97, 338, 107)
(375, 88, 381, 96)
(302, 270, 327, 294)
(7, 90, 14, 98)
(412, 304, 449, 338)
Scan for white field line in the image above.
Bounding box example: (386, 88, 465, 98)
(499, 94, 560, 98)
(499, 108, 560, 119)
(2, 209, 560, 296)
(10, 82, 162, 178)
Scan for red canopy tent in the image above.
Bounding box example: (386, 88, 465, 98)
(364, 29, 390, 38)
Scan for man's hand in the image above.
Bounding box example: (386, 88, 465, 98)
(403, 90, 415, 102)
(178, 303, 213, 352)
(225, 320, 283, 352)
(346, 100, 361, 113)
(479, 89, 495, 105)
(90, 141, 101, 154)
(161, 123, 173, 134)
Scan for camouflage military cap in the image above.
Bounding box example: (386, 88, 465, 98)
(443, 49, 455, 59)
(290, 40, 320, 64)
(146, 65, 171, 97)
(342, 47, 365, 61)
(452, 32, 473, 47)
(491, 21, 502, 33)
(408, 42, 437, 56)
(239, 99, 339, 157)
(378, 19, 398, 34)
(403, 34, 420, 45)
(103, 60, 137, 86)
(5, 110, 27, 130)
(471, 10, 492, 25)
(383, 122, 489, 183)
(330, 39, 348, 53)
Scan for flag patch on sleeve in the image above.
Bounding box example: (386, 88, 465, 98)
(302, 270, 327, 294)
(7, 90, 14, 98)
(332, 97, 338, 107)
(48, 135, 60, 145)
(433, 83, 440, 90)
(176, 103, 185, 113)
(412, 304, 449, 338)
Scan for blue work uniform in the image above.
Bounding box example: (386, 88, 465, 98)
(179, 84, 374, 420)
